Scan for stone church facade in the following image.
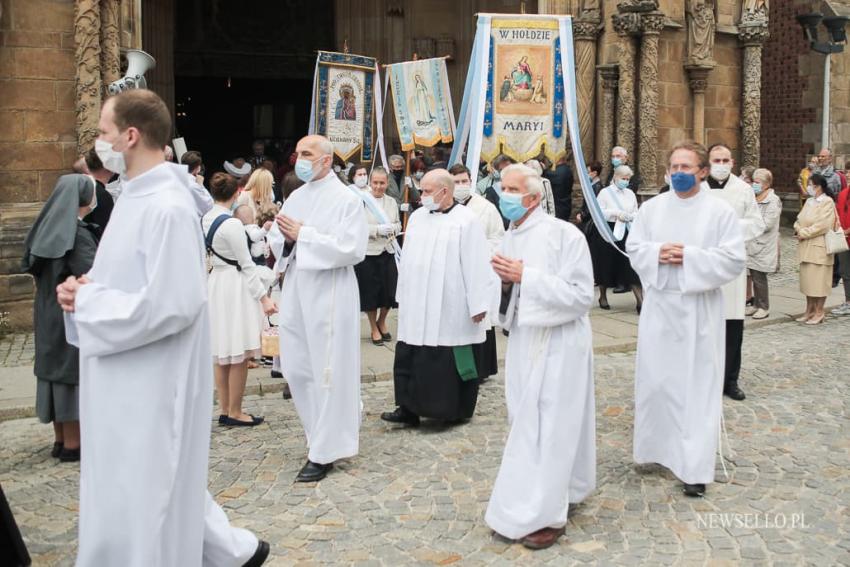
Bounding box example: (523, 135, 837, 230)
(1, 0, 849, 327)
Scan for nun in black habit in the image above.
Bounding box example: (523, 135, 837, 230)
(21, 174, 99, 462)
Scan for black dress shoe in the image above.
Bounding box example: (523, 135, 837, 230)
(59, 447, 80, 462)
(51, 442, 63, 458)
(683, 483, 706, 497)
(224, 415, 264, 427)
(242, 539, 270, 567)
(270, 370, 283, 379)
(218, 414, 227, 425)
(295, 460, 333, 482)
(282, 384, 292, 400)
(724, 386, 746, 401)
(380, 407, 420, 426)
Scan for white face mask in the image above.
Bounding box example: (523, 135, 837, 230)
(95, 138, 127, 175)
(454, 184, 471, 202)
(710, 163, 732, 181)
(421, 188, 444, 212)
(413, 171, 425, 181)
(353, 175, 368, 188)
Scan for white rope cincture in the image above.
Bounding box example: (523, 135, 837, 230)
(718, 409, 731, 481)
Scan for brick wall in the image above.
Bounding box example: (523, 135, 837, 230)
(760, 0, 818, 194)
(0, 0, 77, 328)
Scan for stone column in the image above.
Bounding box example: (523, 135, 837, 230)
(739, 22, 769, 168)
(573, 19, 601, 162)
(100, 0, 122, 87)
(74, 0, 102, 154)
(685, 64, 713, 145)
(637, 12, 665, 189)
(597, 64, 619, 181)
(611, 13, 641, 165)
(537, 0, 570, 14)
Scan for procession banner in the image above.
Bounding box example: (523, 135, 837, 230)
(386, 57, 455, 151)
(309, 51, 378, 163)
(450, 14, 621, 251)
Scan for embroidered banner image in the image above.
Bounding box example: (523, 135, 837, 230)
(387, 57, 455, 151)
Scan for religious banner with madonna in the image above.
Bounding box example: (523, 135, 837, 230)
(386, 57, 456, 151)
(309, 51, 380, 163)
(450, 14, 621, 250)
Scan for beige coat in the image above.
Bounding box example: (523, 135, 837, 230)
(794, 195, 836, 266)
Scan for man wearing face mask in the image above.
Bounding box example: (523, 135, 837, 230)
(382, 169, 495, 427)
(266, 134, 368, 483)
(606, 146, 641, 192)
(81, 148, 115, 234)
(57, 90, 271, 567)
(628, 140, 746, 499)
(476, 154, 516, 229)
(485, 164, 596, 550)
(702, 143, 764, 401)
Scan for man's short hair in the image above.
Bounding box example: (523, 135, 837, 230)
(448, 163, 470, 177)
(491, 154, 516, 170)
(181, 150, 203, 171)
(669, 140, 710, 169)
(109, 90, 172, 150)
(389, 154, 405, 166)
(501, 163, 544, 197)
(707, 143, 732, 156)
(84, 148, 104, 172)
(612, 146, 628, 157)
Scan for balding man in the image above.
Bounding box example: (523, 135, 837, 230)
(267, 135, 368, 482)
(381, 169, 495, 426)
(485, 164, 596, 550)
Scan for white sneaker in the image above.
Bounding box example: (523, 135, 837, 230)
(745, 305, 757, 316)
(831, 302, 850, 316)
(752, 308, 769, 320)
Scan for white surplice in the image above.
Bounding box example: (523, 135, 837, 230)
(460, 193, 505, 253)
(267, 171, 368, 464)
(395, 204, 494, 347)
(485, 208, 596, 540)
(65, 163, 256, 566)
(627, 189, 746, 484)
(702, 174, 765, 319)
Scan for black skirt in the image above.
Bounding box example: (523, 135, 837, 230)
(476, 327, 499, 378)
(587, 221, 640, 288)
(393, 341, 482, 420)
(354, 251, 398, 312)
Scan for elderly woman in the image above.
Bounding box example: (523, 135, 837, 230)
(236, 167, 275, 220)
(794, 173, 837, 325)
(589, 165, 642, 312)
(22, 175, 99, 462)
(202, 173, 277, 426)
(347, 163, 369, 191)
(353, 167, 401, 345)
(745, 168, 782, 319)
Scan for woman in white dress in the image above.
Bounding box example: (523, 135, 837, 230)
(202, 172, 277, 426)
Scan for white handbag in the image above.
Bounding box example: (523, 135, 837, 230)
(825, 206, 849, 255)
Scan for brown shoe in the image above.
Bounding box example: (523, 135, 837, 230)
(520, 527, 565, 550)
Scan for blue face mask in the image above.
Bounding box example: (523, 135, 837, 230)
(499, 192, 529, 222)
(670, 172, 697, 193)
(752, 183, 763, 195)
(295, 158, 317, 182)
(612, 157, 623, 168)
(615, 178, 630, 190)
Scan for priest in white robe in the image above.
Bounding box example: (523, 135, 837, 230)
(266, 135, 368, 482)
(381, 169, 495, 426)
(484, 164, 596, 550)
(703, 143, 765, 401)
(628, 141, 746, 498)
(449, 163, 504, 381)
(57, 90, 268, 567)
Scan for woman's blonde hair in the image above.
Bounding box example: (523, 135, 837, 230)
(244, 168, 274, 205)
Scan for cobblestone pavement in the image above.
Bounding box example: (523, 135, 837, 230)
(2, 317, 848, 566)
(0, 331, 34, 368)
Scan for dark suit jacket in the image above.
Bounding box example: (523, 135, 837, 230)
(544, 163, 574, 222)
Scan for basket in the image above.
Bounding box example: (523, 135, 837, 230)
(261, 326, 279, 357)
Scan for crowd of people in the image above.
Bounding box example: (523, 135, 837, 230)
(13, 86, 850, 564)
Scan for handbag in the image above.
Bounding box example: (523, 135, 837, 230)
(261, 318, 280, 357)
(825, 205, 849, 255)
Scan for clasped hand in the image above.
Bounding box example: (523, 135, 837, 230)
(275, 214, 303, 243)
(658, 243, 684, 265)
(56, 275, 91, 313)
(491, 254, 523, 283)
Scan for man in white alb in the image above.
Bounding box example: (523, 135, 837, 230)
(484, 164, 596, 550)
(628, 140, 746, 498)
(57, 90, 269, 566)
(266, 135, 368, 482)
